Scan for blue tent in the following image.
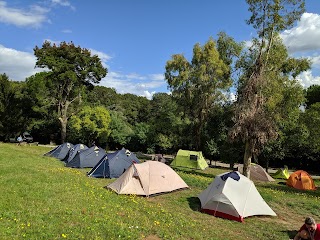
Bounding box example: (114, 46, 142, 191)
(87, 148, 140, 178)
(64, 143, 88, 162)
(44, 142, 74, 160)
(66, 146, 106, 168)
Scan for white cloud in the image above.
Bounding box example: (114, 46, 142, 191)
(89, 48, 112, 68)
(296, 70, 320, 88)
(99, 71, 167, 99)
(281, 13, 320, 53)
(310, 55, 320, 69)
(0, 44, 44, 80)
(0, 1, 49, 28)
(51, 0, 75, 11)
(61, 29, 72, 33)
(0, 42, 166, 99)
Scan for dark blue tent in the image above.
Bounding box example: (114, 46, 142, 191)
(64, 143, 88, 162)
(66, 146, 106, 168)
(87, 148, 140, 178)
(44, 142, 74, 160)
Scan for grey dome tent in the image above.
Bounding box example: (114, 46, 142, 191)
(64, 143, 88, 162)
(44, 142, 74, 160)
(87, 148, 140, 178)
(66, 146, 106, 168)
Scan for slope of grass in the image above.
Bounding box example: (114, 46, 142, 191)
(0, 143, 319, 240)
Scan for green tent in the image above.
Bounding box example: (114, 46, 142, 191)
(271, 166, 290, 179)
(170, 149, 208, 170)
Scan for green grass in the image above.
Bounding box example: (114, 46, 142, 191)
(0, 143, 320, 240)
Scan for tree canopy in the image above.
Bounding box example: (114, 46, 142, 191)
(34, 41, 107, 143)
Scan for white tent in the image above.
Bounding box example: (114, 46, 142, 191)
(198, 171, 276, 222)
(107, 161, 189, 197)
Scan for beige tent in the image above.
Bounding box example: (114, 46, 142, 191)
(107, 161, 189, 196)
(238, 163, 275, 182)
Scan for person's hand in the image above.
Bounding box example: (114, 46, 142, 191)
(300, 229, 309, 239)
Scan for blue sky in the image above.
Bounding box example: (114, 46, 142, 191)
(0, 0, 320, 99)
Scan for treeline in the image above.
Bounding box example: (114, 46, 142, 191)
(1, 71, 320, 172)
(1, 0, 320, 174)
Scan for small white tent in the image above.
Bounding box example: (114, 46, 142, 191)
(198, 171, 276, 222)
(107, 161, 189, 197)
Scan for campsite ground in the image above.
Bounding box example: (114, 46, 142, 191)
(1, 143, 320, 239)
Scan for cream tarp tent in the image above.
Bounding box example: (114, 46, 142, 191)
(198, 171, 276, 222)
(107, 161, 189, 197)
(238, 163, 275, 182)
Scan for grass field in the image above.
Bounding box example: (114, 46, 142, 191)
(0, 143, 320, 240)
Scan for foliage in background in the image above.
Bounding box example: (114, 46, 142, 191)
(68, 106, 111, 146)
(34, 41, 107, 143)
(229, 0, 309, 177)
(165, 36, 239, 150)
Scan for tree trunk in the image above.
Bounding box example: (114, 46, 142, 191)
(58, 101, 70, 143)
(265, 159, 269, 173)
(59, 118, 67, 143)
(243, 140, 253, 178)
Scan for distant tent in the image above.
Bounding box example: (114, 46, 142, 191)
(286, 170, 316, 190)
(238, 163, 275, 182)
(198, 171, 277, 222)
(64, 143, 88, 162)
(272, 166, 290, 179)
(107, 161, 189, 196)
(170, 149, 208, 170)
(153, 154, 166, 164)
(87, 148, 140, 178)
(44, 142, 74, 160)
(66, 146, 106, 168)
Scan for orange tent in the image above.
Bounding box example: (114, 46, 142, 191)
(286, 170, 316, 190)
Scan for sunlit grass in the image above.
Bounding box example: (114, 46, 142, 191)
(0, 142, 319, 239)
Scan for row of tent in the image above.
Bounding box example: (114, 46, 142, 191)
(44, 143, 140, 178)
(43, 144, 316, 222)
(169, 149, 316, 191)
(237, 163, 316, 191)
(44, 144, 276, 222)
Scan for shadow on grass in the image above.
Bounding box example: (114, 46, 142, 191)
(258, 182, 320, 198)
(282, 230, 298, 239)
(172, 167, 220, 179)
(187, 197, 201, 212)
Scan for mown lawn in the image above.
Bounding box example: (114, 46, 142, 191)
(0, 143, 319, 240)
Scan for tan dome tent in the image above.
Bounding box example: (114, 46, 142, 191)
(238, 163, 275, 182)
(107, 161, 189, 197)
(198, 171, 276, 222)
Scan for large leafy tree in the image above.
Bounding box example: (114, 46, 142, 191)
(118, 93, 151, 125)
(86, 86, 119, 108)
(0, 74, 29, 140)
(165, 37, 236, 149)
(34, 41, 107, 143)
(148, 93, 184, 153)
(68, 106, 111, 146)
(25, 72, 59, 143)
(108, 110, 134, 149)
(229, 0, 309, 177)
(305, 85, 320, 108)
